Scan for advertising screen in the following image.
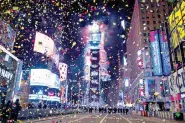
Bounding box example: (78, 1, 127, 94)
(30, 69, 51, 86)
(0, 45, 19, 104)
(89, 49, 100, 103)
(48, 73, 60, 89)
(58, 63, 68, 82)
(168, 67, 185, 96)
(0, 19, 16, 51)
(34, 32, 55, 57)
(159, 31, 171, 76)
(150, 30, 163, 76)
(168, 1, 185, 49)
(147, 79, 155, 97)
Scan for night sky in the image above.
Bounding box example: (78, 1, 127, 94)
(0, 0, 135, 80)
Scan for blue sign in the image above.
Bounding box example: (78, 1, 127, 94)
(150, 30, 163, 76)
(159, 32, 171, 76)
(147, 79, 155, 96)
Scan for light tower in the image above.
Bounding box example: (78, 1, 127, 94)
(88, 21, 101, 106)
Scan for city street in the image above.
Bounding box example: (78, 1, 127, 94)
(23, 113, 184, 123)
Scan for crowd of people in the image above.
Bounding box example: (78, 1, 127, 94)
(0, 99, 22, 123)
(84, 107, 130, 114)
(27, 102, 63, 110)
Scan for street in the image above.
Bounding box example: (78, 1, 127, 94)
(23, 113, 184, 123)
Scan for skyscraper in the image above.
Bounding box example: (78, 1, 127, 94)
(126, 0, 170, 105)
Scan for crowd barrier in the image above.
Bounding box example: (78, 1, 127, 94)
(18, 108, 83, 120)
(138, 111, 185, 121)
(155, 111, 185, 121)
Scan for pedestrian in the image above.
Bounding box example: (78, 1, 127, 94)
(28, 103, 33, 109)
(12, 99, 22, 122)
(126, 108, 129, 115)
(2, 100, 13, 123)
(38, 102, 42, 109)
(95, 107, 97, 113)
(43, 103, 47, 109)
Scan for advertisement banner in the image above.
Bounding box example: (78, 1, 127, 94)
(168, 1, 185, 48)
(34, 32, 55, 57)
(0, 19, 16, 51)
(30, 69, 51, 86)
(147, 79, 155, 98)
(89, 49, 100, 103)
(34, 32, 60, 66)
(168, 67, 185, 96)
(58, 63, 68, 82)
(159, 31, 171, 76)
(0, 45, 19, 104)
(150, 30, 163, 76)
(48, 73, 60, 89)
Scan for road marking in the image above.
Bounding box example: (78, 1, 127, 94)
(100, 114, 108, 123)
(119, 114, 132, 123)
(25, 114, 77, 123)
(68, 115, 91, 123)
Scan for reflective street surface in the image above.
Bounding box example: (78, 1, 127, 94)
(23, 113, 184, 123)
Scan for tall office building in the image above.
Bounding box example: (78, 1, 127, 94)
(126, 0, 170, 105)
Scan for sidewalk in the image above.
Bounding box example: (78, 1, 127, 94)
(135, 114, 184, 123)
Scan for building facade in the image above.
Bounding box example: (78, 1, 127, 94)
(167, 0, 185, 112)
(126, 0, 170, 109)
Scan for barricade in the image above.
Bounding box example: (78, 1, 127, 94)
(155, 111, 185, 121)
(18, 108, 81, 120)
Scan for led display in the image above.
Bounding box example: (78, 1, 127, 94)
(150, 30, 163, 76)
(168, 1, 185, 49)
(159, 31, 171, 76)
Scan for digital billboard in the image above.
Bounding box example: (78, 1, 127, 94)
(48, 73, 60, 89)
(58, 63, 68, 82)
(30, 69, 51, 86)
(150, 30, 163, 76)
(168, 1, 185, 48)
(34, 32, 55, 56)
(159, 31, 171, 76)
(47, 88, 60, 101)
(147, 79, 155, 97)
(0, 45, 20, 104)
(89, 49, 100, 103)
(0, 19, 16, 51)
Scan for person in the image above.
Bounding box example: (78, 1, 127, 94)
(28, 103, 33, 109)
(126, 108, 129, 115)
(12, 99, 22, 122)
(95, 107, 97, 113)
(38, 102, 42, 109)
(104, 108, 107, 113)
(2, 100, 13, 123)
(114, 107, 117, 114)
(43, 103, 47, 109)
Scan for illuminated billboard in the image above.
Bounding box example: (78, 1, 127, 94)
(0, 19, 16, 51)
(30, 69, 51, 86)
(89, 49, 100, 103)
(58, 63, 68, 82)
(0, 45, 21, 104)
(147, 79, 155, 97)
(150, 30, 163, 76)
(159, 31, 171, 76)
(168, 1, 185, 48)
(34, 32, 55, 57)
(48, 73, 60, 89)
